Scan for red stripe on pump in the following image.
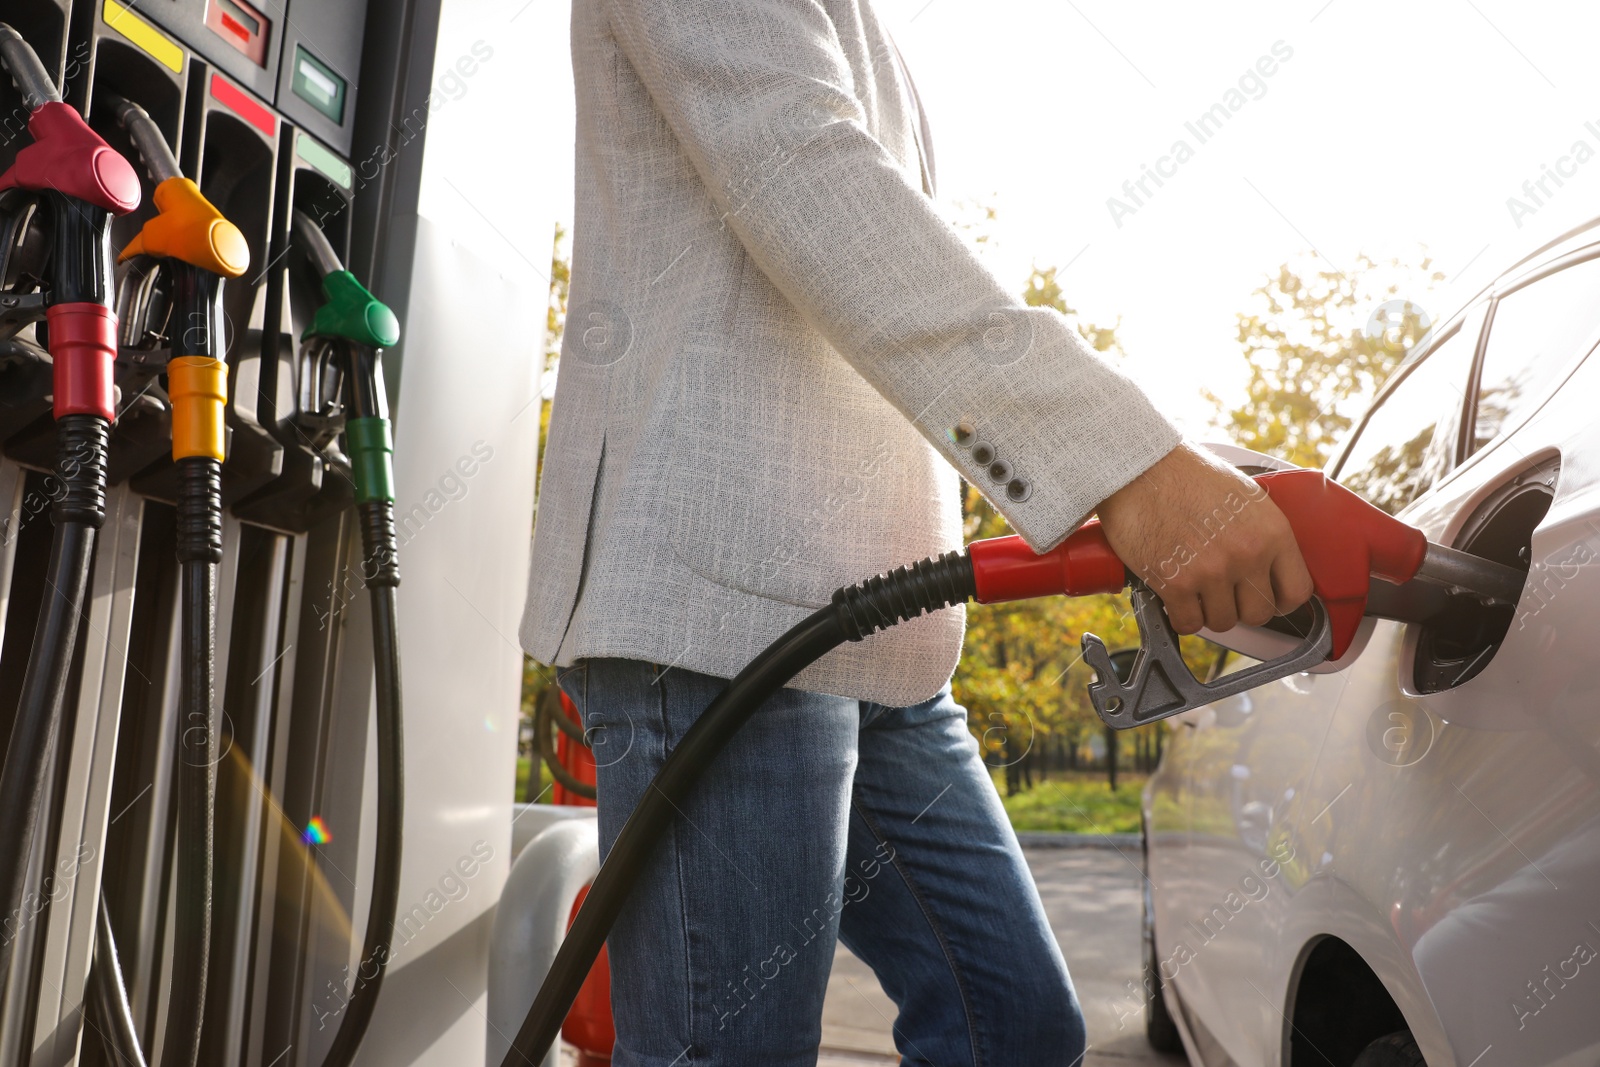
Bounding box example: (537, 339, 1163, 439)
(209, 74, 276, 137)
(46, 303, 118, 421)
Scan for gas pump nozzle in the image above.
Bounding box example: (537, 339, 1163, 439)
(965, 456, 1528, 730)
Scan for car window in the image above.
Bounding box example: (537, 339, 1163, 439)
(1471, 255, 1600, 454)
(1336, 314, 1479, 515)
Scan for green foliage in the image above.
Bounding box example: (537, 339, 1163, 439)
(955, 258, 1215, 801)
(536, 223, 569, 492)
(995, 771, 1145, 833)
(1211, 253, 1443, 468)
(1021, 264, 1123, 358)
(521, 223, 572, 759)
(515, 756, 555, 805)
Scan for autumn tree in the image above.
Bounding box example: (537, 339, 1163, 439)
(521, 223, 573, 799)
(1211, 253, 1442, 468)
(953, 264, 1198, 795)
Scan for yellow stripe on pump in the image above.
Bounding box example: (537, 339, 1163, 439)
(102, 0, 185, 73)
(168, 357, 228, 461)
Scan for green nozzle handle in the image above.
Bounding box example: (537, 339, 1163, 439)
(306, 270, 400, 349)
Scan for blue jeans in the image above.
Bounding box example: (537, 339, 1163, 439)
(558, 658, 1086, 1066)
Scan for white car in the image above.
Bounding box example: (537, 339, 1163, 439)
(1141, 217, 1600, 1067)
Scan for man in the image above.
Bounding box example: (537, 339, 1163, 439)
(521, 1, 1314, 1063)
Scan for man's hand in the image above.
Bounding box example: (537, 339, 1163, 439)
(1096, 442, 1314, 635)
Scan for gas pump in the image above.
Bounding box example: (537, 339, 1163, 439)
(0, 1, 538, 1064)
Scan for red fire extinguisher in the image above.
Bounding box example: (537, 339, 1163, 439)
(553, 691, 614, 1062)
(552, 690, 598, 807)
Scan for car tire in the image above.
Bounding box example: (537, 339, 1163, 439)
(1141, 826, 1183, 1054)
(1351, 1030, 1426, 1066)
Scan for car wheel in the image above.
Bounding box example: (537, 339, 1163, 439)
(1141, 831, 1183, 1053)
(1351, 1030, 1426, 1066)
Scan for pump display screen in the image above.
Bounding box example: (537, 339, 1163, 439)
(204, 0, 269, 66)
(292, 46, 346, 124)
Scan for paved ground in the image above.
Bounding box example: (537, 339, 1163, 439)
(819, 846, 1189, 1066)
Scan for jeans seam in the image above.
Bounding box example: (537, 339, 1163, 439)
(660, 667, 697, 1063)
(851, 799, 985, 1067)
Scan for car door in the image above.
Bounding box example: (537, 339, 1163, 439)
(1320, 249, 1600, 1067)
(1168, 305, 1488, 1067)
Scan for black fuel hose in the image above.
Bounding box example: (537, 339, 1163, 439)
(0, 414, 109, 992)
(537, 687, 598, 801)
(500, 550, 976, 1065)
(317, 498, 405, 1067)
(93, 896, 150, 1067)
(164, 455, 223, 1067)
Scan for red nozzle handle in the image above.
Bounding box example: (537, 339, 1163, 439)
(0, 101, 140, 214)
(1254, 468, 1426, 658)
(969, 521, 1127, 603)
(966, 468, 1428, 660)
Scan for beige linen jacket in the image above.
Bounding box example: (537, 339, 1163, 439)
(520, 0, 1180, 706)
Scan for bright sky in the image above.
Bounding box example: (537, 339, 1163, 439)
(433, 0, 1600, 435)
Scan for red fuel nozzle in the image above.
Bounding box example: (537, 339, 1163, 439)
(0, 98, 138, 423)
(966, 468, 1432, 660)
(1253, 468, 1426, 658)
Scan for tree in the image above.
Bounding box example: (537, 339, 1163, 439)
(1210, 253, 1442, 469)
(535, 222, 569, 491)
(955, 265, 1204, 794)
(1021, 264, 1123, 359)
(522, 223, 573, 780)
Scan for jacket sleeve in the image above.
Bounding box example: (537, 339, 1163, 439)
(603, 0, 1181, 550)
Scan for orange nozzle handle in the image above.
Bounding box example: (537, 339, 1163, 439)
(119, 177, 250, 278)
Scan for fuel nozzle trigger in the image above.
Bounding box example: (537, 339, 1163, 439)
(1084, 579, 1333, 729)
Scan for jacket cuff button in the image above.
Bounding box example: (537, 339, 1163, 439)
(987, 459, 1012, 483)
(949, 420, 976, 447)
(1006, 477, 1032, 502)
(971, 441, 994, 465)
